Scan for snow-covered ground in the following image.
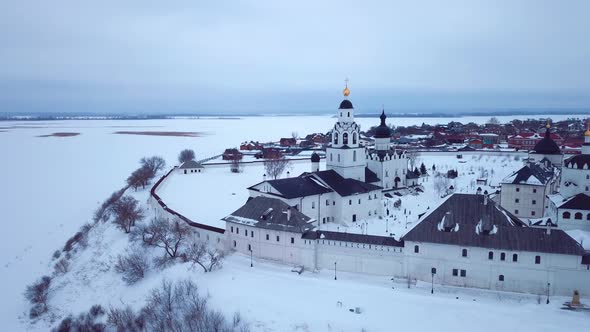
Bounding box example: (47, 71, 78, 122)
(157, 161, 313, 229)
(1, 114, 587, 331)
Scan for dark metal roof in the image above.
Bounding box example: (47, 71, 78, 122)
(403, 194, 585, 256)
(406, 172, 420, 179)
(312, 170, 382, 196)
(503, 163, 553, 185)
(302, 230, 403, 247)
(532, 127, 561, 155)
(374, 110, 391, 138)
(582, 254, 590, 265)
(179, 160, 204, 169)
(223, 196, 315, 233)
(365, 167, 380, 183)
(559, 193, 590, 210)
(255, 177, 332, 199)
(339, 100, 353, 109)
(564, 154, 590, 169)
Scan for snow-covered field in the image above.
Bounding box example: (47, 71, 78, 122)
(1, 114, 588, 331)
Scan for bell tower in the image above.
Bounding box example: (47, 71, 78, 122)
(325, 80, 366, 181)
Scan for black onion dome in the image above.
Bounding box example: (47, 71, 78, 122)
(533, 127, 561, 154)
(373, 110, 391, 138)
(311, 152, 320, 162)
(339, 100, 353, 109)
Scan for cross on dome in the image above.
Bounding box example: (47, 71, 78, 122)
(343, 78, 350, 97)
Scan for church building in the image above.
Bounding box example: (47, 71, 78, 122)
(245, 82, 409, 225)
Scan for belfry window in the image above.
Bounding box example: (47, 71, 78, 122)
(343, 133, 349, 145)
(353, 133, 357, 144)
(353, 150, 357, 162)
(334, 134, 338, 145)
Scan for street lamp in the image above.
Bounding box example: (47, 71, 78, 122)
(249, 247, 253, 267)
(431, 267, 436, 294)
(334, 262, 337, 280)
(546, 282, 550, 304)
(386, 218, 389, 233)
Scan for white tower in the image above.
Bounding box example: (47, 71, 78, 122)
(311, 152, 320, 172)
(325, 80, 366, 181)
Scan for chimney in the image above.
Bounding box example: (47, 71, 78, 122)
(546, 225, 551, 235)
(263, 173, 266, 181)
(483, 195, 488, 205)
(286, 207, 291, 221)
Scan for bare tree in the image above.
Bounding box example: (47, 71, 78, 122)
(178, 149, 196, 164)
(184, 242, 225, 273)
(112, 196, 144, 233)
(114, 249, 150, 284)
(291, 131, 299, 140)
(140, 156, 166, 178)
(264, 156, 290, 180)
(487, 117, 500, 125)
(136, 218, 191, 259)
(230, 158, 242, 173)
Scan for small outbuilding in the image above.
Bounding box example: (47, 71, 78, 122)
(178, 160, 204, 174)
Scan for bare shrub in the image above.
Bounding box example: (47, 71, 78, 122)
(53, 305, 106, 332)
(112, 196, 144, 233)
(107, 306, 144, 332)
(53, 258, 70, 275)
(114, 249, 150, 284)
(142, 279, 249, 332)
(52, 250, 61, 260)
(24, 276, 51, 317)
(263, 156, 290, 179)
(63, 231, 84, 252)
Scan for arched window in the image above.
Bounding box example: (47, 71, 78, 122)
(462, 249, 467, 257)
(330, 153, 333, 161)
(414, 245, 419, 253)
(563, 211, 571, 219)
(353, 150, 357, 162)
(512, 254, 518, 262)
(499, 275, 504, 281)
(587, 213, 590, 221)
(353, 133, 357, 144)
(500, 252, 506, 261)
(488, 251, 493, 260)
(575, 212, 583, 220)
(334, 133, 338, 145)
(343, 132, 349, 145)
(337, 154, 341, 162)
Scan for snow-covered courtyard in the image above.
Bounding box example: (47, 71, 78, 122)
(2, 114, 589, 331)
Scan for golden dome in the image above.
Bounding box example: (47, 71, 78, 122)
(546, 119, 551, 129)
(585, 122, 590, 137)
(343, 86, 350, 97)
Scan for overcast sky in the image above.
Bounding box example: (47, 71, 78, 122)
(1, 0, 590, 114)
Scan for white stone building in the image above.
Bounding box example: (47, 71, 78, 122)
(500, 162, 557, 219)
(366, 111, 409, 190)
(550, 126, 590, 230)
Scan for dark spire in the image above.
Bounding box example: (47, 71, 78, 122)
(380, 109, 386, 126)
